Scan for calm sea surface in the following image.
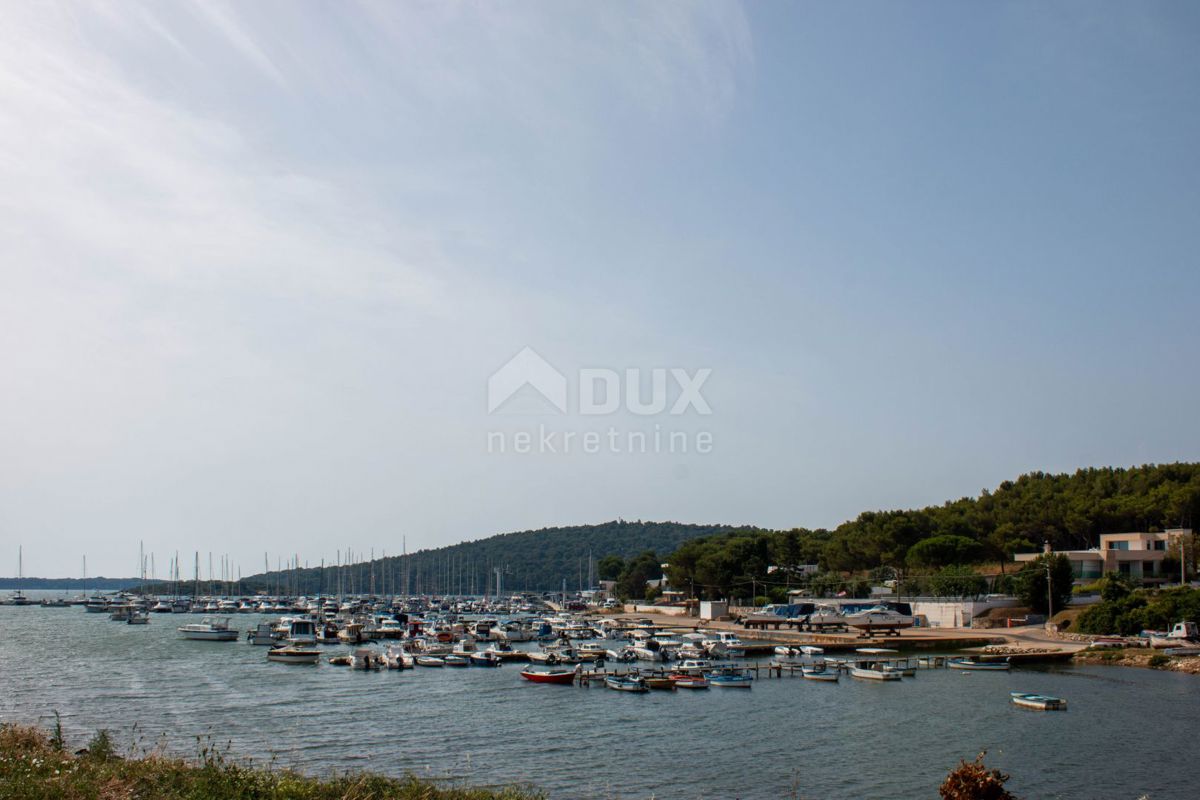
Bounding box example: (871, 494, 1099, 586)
(1, 596, 1196, 799)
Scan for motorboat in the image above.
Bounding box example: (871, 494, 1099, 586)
(806, 604, 846, 631)
(1011, 691, 1067, 711)
(845, 606, 914, 634)
(84, 597, 110, 613)
(415, 655, 445, 667)
(150, 600, 172, 613)
(849, 660, 902, 681)
(384, 645, 414, 669)
(350, 647, 382, 670)
(178, 617, 239, 641)
(126, 610, 150, 625)
(520, 669, 577, 685)
(948, 657, 1011, 671)
(444, 654, 470, 667)
(267, 646, 321, 665)
(708, 673, 752, 688)
(40, 597, 70, 608)
(644, 676, 677, 691)
(285, 618, 317, 645)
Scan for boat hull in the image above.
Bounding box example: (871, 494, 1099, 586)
(520, 670, 576, 684)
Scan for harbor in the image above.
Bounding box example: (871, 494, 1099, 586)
(1, 591, 1196, 799)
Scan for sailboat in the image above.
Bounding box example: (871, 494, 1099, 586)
(7, 547, 33, 606)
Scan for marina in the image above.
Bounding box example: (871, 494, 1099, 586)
(1, 593, 1197, 799)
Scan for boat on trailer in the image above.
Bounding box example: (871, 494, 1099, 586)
(1011, 691, 1067, 710)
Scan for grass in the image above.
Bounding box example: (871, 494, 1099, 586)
(0, 722, 543, 800)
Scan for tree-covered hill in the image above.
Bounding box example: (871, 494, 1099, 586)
(238, 520, 734, 595)
(665, 463, 1200, 600)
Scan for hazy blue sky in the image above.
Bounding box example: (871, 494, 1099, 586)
(2, 2, 1198, 578)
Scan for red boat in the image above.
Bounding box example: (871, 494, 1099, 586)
(520, 669, 577, 685)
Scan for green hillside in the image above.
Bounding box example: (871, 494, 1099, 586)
(238, 520, 733, 595)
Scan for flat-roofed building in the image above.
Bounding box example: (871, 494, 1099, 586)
(1014, 528, 1190, 582)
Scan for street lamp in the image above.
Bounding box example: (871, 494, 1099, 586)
(1044, 558, 1053, 631)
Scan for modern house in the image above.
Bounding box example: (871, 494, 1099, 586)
(1014, 528, 1191, 582)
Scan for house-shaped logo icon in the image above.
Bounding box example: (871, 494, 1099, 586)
(487, 347, 567, 414)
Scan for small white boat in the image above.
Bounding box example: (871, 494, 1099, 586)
(178, 617, 239, 641)
(948, 657, 1011, 671)
(444, 654, 470, 667)
(802, 666, 839, 682)
(850, 660, 902, 681)
(416, 656, 445, 668)
(605, 675, 649, 693)
(126, 610, 150, 625)
(1150, 621, 1200, 649)
(384, 645, 414, 669)
(1010, 691, 1067, 711)
(267, 646, 321, 664)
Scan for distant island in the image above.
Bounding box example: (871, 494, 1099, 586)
(0, 577, 142, 591)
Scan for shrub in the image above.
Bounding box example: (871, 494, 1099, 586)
(1148, 654, 1170, 668)
(940, 752, 1017, 800)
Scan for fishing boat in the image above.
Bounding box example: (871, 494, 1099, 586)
(444, 654, 470, 667)
(644, 676, 677, 690)
(178, 617, 239, 641)
(468, 651, 502, 667)
(670, 673, 710, 689)
(1010, 691, 1067, 711)
(267, 646, 321, 664)
(247, 622, 277, 646)
(801, 666, 839, 682)
(415, 655, 445, 668)
(520, 669, 577, 685)
(849, 660, 902, 681)
(948, 657, 1011, 671)
(605, 675, 649, 693)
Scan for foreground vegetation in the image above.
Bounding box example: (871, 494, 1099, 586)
(0, 723, 541, 800)
(3, 722, 1024, 800)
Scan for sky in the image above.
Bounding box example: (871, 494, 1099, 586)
(2, 1, 1198, 579)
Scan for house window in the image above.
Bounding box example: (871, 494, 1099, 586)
(1144, 561, 1156, 576)
(1154, 541, 1166, 551)
(1107, 541, 1129, 551)
(1118, 562, 1132, 576)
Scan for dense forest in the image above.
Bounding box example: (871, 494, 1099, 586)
(227, 520, 733, 596)
(0, 577, 142, 590)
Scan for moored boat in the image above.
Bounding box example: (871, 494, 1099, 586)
(1010, 691, 1067, 710)
(849, 660, 902, 681)
(267, 646, 321, 664)
(605, 675, 649, 693)
(670, 674, 710, 689)
(520, 669, 577, 685)
(415, 655, 445, 667)
(444, 654, 470, 667)
(801, 666, 839, 682)
(948, 657, 1011, 671)
(178, 617, 239, 641)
